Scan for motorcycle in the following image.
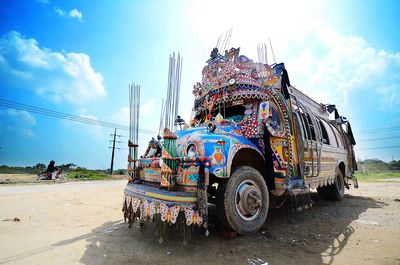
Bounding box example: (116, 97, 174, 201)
(37, 169, 68, 182)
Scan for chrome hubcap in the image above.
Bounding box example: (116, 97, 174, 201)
(235, 179, 262, 221)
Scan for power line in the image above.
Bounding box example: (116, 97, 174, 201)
(0, 98, 157, 135)
(358, 136, 400, 142)
(358, 145, 400, 150)
(109, 140, 123, 143)
(108, 147, 129, 151)
(0, 99, 125, 129)
(356, 126, 400, 135)
(357, 125, 400, 133)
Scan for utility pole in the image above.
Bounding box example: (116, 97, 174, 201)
(110, 128, 117, 175)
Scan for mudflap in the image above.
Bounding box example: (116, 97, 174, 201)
(352, 175, 359, 189)
(345, 175, 359, 189)
(287, 188, 314, 212)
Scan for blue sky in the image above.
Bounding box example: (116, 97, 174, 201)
(1, 0, 399, 169)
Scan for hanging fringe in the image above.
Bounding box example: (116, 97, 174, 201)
(122, 194, 205, 244)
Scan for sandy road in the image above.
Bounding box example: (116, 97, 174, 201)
(0, 180, 399, 265)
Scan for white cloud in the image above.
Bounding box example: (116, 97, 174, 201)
(54, 7, 65, 16)
(181, 0, 400, 113)
(54, 7, 83, 22)
(108, 98, 155, 126)
(20, 128, 35, 138)
(140, 98, 154, 116)
(108, 106, 130, 125)
(0, 109, 36, 138)
(69, 8, 83, 21)
(378, 84, 400, 109)
(76, 107, 98, 123)
(62, 108, 103, 137)
(76, 108, 102, 136)
(0, 31, 106, 105)
(5, 109, 36, 126)
(284, 24, 400, 111)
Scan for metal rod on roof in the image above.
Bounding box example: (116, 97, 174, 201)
(221, 30, 229, 53)
(158, 98, 164, 136)
(171, 54, 175, 130)
(171, 53, 176, 130)
(175, 53, 180, 128)
(261, 43, 265, 63)
(165, 55, 172, 129)
(128, 83, 131, 159)
(264, 43, 268, 64)
(225, 27, 233, 51)
(163, 52, 183, 132)
(269, 38, 276, 63)
(136, 84, 140, 148)
(227, 27, 232, 50)
(128, 82, 140, 161)
(261, 43, 264, 63)
(216, 34, 222, 49)
(128, 83, 131, 145)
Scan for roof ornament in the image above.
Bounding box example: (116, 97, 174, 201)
(207, 28, 233, 64)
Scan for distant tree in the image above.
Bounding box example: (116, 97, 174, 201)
(363, 159, 385, 164)
(58, 163, 77, 171)
(358, 159, 394, 172)
(117, 169, 127, 175)
(388, 160, 400, 171)
(35, 163, 46, 171)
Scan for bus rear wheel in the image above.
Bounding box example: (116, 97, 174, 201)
(317, 169, 345, 201)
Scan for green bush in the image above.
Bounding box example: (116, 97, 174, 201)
(67, 169, 109, 180)
(355, 171, 400, 181)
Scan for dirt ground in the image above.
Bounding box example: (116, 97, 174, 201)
(0, 174, 126, 184)
(0, 174, 37, 184)
(0, 180, 399, 265)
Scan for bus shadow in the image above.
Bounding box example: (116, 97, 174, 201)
(54, 192, 387, 265)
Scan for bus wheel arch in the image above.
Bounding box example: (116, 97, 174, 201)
(317, 165, 345, 201)
(229, 147, 275, 190)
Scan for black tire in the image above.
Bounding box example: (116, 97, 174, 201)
(317, 169, 345, 201)
(217, 166, 269, 235)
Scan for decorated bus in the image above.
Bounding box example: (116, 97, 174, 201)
(122, 46, 358, 243)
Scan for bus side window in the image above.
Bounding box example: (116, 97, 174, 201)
(318, 119, 330, 144)
(324, 121, 339, 147)
(267, 104, 285, 134)
(270, 106, 280, 130)
(301, 113, 316, 141)
(331, 125, 345, 148)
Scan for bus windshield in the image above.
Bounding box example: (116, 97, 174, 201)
(194, 104, 246, 124)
